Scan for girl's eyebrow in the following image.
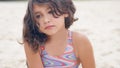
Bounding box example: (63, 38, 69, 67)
(34, 7, 51, 15)
(34, 12, 40, 15)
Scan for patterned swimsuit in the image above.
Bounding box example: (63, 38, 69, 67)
(40, 31, 79, 68)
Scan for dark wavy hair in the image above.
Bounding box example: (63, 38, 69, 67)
(23, 0, 77, 52)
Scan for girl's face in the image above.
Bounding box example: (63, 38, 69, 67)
(33, 4, 68, 36)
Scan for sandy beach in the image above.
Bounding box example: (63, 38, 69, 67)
(0, 1, 120, 68)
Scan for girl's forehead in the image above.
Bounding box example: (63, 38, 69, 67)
(33, 3, 50, 9)
(33, 4, 50, 11)
(33, 3, 51, 13)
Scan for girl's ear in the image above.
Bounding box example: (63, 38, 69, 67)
(64, 14, 69, 18)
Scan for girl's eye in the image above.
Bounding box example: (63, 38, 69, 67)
(48, 10, 54, 14)
(35, 15, 40, 19)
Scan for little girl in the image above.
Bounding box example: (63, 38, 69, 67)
(23, 0, 95, 68)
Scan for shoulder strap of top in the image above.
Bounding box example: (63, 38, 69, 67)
(40, 45, 45, 50)
(68, 30, 72, 39)
(68, 30, 73, 44)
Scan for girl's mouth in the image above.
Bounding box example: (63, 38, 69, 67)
(45, 25, 55, 29)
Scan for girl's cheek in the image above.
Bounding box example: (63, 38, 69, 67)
(36, 20, 42, 26)
(39, 23, 44, 29)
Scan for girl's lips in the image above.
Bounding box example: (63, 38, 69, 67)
(45, 25, 55, 29)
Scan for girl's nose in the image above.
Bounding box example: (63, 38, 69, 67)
(43, 15, 50, 24)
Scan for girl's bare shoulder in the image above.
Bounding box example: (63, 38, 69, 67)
(72, 31, 91, 45)
(72, 31, 95, 68)
(72, 31, 93, 54)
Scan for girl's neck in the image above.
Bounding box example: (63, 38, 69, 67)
(47, 29, 68, 43)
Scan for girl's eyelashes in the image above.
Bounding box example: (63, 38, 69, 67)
(48, 10, 54, 14)
(35, 14, 41, 19)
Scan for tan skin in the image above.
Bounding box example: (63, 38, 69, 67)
(24, 4, 95, 68)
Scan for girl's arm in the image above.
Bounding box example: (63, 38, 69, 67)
(24, 42, 44, 68)
(73, 32, 96, 68)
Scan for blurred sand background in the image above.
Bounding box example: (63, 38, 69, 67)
(0, 0, 120, 68)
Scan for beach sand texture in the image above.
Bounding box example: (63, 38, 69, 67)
(0, 1, 120, 68)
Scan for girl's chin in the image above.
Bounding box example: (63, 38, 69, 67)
(44, 30, 57, 36)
